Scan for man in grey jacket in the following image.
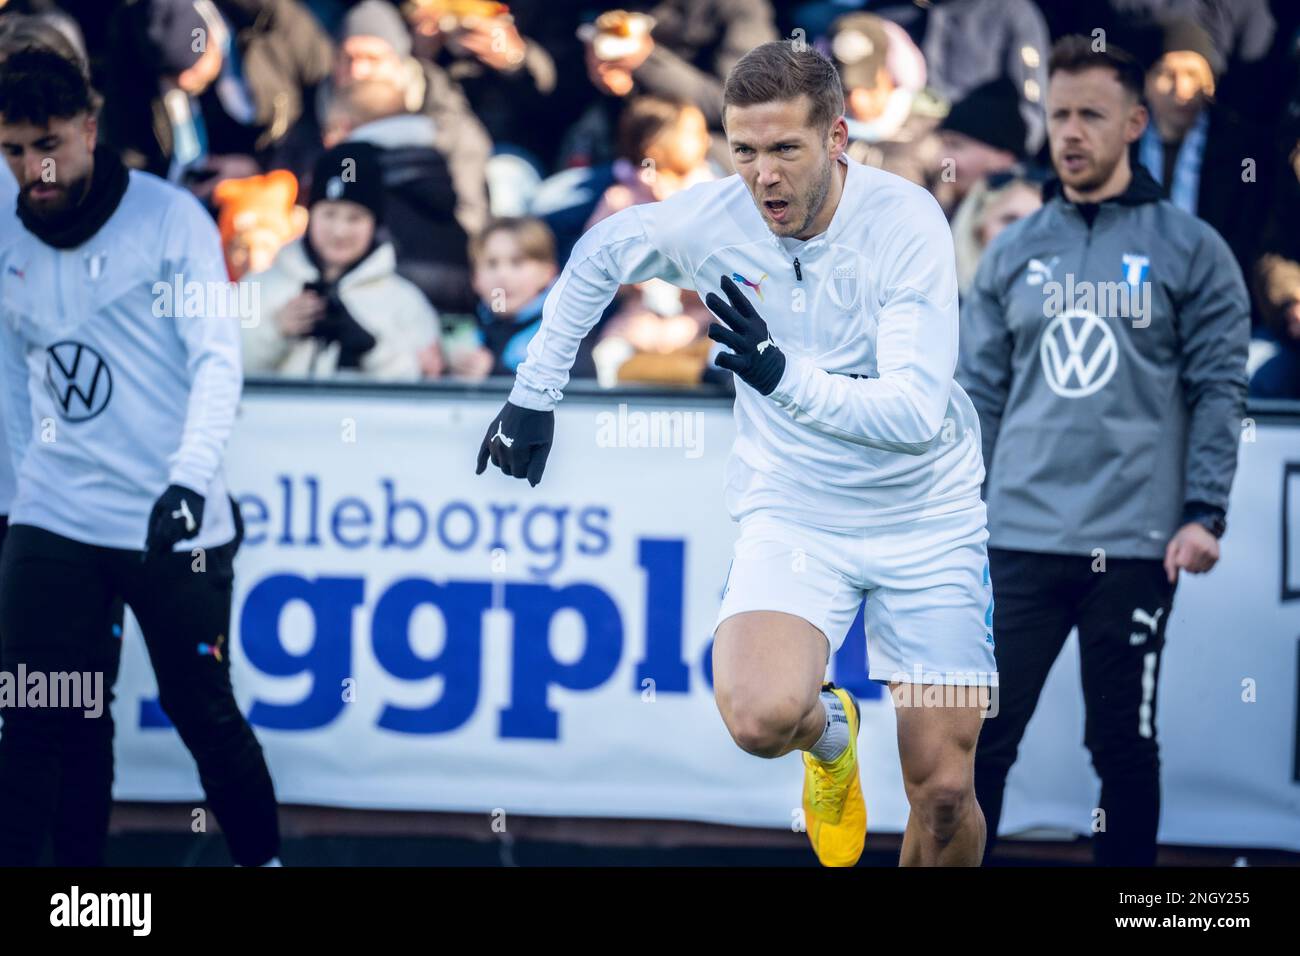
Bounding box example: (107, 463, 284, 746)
(958, 35, 1249, 866)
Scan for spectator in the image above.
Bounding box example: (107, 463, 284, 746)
(950, 171, 1043, 296)
(7, 0, 110, 65)
(828, 12, 943, 187)
(325, 77, 474, 315)
(878, 0, 1048, 154)
(212, 169, 307, 280)
(1249, 283, 1300, 400)
(404, 1, 557, 170)
(931, 77, 1027, 217)
(243, 143, 442, 379)
(101, 0, 334, 189)
(334, 0, 490, 238)
(1136, 17, 1271, 285)
(0, 2, 86, 65)
(1251, 136, 1300, 399)
(1107, 0, 1279, 122)
(571, 2, 778, 170)
(450, 216, 597, 380)
(583, 2, 777, 121)
(585, 95, 715, 225)
(586, 95, 718, 386)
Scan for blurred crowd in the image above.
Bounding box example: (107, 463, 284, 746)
(3, 0, 1300, 398)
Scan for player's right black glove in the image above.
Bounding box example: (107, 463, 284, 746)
(475, 400, 555, 487)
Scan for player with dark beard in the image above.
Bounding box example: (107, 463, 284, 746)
(0, 47, 281, 867)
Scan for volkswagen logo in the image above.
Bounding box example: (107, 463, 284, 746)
(1039, 309, 1118, 398)
(45, 340, 112, 422)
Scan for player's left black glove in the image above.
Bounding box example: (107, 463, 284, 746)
(704, 274, 787, 396)
(144, 484, 205, 560)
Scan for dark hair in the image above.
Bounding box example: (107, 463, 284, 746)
(723, 40, 844, 131)
(1047, 34, 1145, 99)
(0, 46, 95, 126)
(617, 95, 689, 163)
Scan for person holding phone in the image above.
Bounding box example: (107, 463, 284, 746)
(242, 142, 443, 380)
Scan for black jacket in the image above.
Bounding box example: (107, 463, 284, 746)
(379, 143, 474, 316)
(102, 0, 333, 176)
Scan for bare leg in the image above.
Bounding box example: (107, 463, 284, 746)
(712, 610, 828, 758)
(894, 685, 988, 866)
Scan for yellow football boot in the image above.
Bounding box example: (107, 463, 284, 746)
(802, 682, 865, 867)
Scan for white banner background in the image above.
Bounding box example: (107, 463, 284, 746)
(110, 388, 1300, 850)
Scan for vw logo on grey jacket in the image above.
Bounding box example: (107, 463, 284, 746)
(957, 164, 1250, 559)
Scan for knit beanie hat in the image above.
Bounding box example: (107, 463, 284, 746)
(940, 76, 1028, 158)
(308, 141, 386, 225)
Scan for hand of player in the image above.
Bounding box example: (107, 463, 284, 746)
(1163, 521, 1220, 584)
(475, 400, 555, 486)
(144, 484, 206, 560)
(704, 274, 787, 396)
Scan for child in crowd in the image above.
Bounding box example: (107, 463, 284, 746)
(242, 143, 443, 380)
(212, 170, 308, 281)
(450, 216, 597, 379)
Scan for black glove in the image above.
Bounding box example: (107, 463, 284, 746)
(475, 400, 555, 487)
(704, 274, 787, 396)
(309, 290, 377, 369)
(144, 484, 205, 560)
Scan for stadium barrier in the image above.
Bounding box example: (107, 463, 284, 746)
(109, 380, 1300, 850)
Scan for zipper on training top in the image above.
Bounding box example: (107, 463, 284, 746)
(793, 257, 802, 281)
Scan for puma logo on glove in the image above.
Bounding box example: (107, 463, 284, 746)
(476, 401, 555, 487)
(144, 484, 206, 560)
(172, 499, 197, 533)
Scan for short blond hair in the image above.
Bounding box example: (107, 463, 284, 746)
(469, 217, 557, 268)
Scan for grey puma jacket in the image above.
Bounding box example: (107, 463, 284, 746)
(957, 164, 1250, 559)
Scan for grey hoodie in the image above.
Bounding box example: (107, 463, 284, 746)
(958, 163, 1249, 559)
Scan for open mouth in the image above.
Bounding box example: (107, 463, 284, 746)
(764, 199, 790, 222)
(1061, 152, 1088, 173)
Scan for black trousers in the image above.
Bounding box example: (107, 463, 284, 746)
(974, 548, 1175, 866)
(0, 523, 280, 866)
(0, 515, 129, 865)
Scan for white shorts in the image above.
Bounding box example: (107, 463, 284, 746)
(713, 502, 997, 686)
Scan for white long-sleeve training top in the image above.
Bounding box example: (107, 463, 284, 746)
(0, 169, 240, 550)
(509, 154, 986, 531)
